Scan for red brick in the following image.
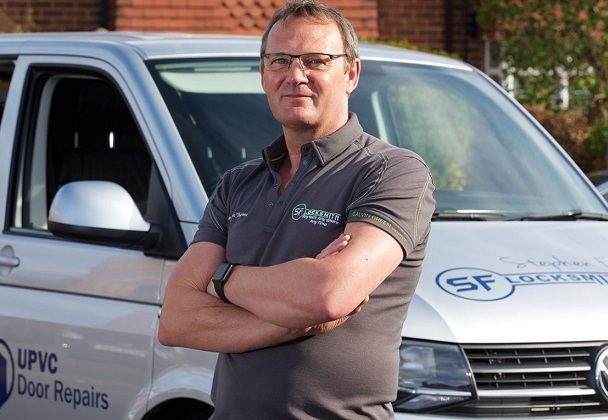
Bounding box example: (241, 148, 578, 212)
(0, 0, 484, 68)
(229, 6, 244, 18)
(184, 0, 217, 6)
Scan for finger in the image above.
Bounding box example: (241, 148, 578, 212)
(316, 244, 344, 259)
(306, 315, 350, 335)
(349, 296, 369, 315)
(322, 235, 349, 253)
(316, 234, 351, 259)
(206, 280, 217, 297)
(322, 239, 348, 256)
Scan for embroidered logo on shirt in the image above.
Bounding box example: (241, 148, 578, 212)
(228, 212, 248, 221)
(350, 210, 407, 244)
(291, 203, 341, 226)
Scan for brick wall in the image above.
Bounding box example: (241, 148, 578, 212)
(0, 0, 483, 67)
(446, 0, 483, 68)
(113, 0, 378, 38)
(0, 0, 102, 33)
(378, 0, 483, 68)
(379, 0, 445, 46)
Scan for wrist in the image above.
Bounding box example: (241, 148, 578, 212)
(212, 263, 237, 304)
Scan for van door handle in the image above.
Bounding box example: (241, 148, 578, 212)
(0, 255, 20, 268)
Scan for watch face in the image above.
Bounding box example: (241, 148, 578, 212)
(213, 263, 233, 304)
(215, 263, 232, 281)
(223, 263, 234, 279)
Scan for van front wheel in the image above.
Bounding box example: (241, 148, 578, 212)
(143, 398, 214, 420)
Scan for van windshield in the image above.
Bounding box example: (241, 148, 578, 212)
(149, 58, 608, 218)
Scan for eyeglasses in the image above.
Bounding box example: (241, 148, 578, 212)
(261, 53, 347, 72)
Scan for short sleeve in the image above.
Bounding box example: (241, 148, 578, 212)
(191, 173, 230, 246)
(346, 152, 435, 258)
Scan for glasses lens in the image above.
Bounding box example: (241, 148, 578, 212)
(300, 54, 332, 71)
(265, 54, 291, 71)
(263, 54, 342, 72)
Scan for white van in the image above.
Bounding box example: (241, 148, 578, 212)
(0, 33, 607, 419)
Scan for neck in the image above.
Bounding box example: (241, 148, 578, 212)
(277, 149, 298, 195)
(276, 130, 312, 195)
(283, 109, 349, 144)
(277, 113, 349, 193)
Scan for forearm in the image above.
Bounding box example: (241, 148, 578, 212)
(216, 224, 402, 328)
(158, 241, 309, 353)
(222, 258, 340, 328)
(159, 286, 306, 353)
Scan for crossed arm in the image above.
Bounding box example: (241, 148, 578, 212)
(158, 221, 403, 353)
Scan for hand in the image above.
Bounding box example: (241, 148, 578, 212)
(206, 279, 217, 297)
(306, 234, 365, 335)
(316, 234, 351, 259)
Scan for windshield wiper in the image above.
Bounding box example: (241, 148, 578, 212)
(432, 210, 507, 221)
(433, 209, 608, 221)
(505, 209, 608, 221)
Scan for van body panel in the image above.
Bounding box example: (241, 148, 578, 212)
(405, 222, 608, 343)
(0, 286, 155, 419)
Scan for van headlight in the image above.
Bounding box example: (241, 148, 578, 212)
(394, 339, 476, 412)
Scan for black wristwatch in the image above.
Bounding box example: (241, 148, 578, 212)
(212, 263, 236, 304)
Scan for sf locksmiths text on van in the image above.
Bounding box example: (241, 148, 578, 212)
(0, 33, 607, 420)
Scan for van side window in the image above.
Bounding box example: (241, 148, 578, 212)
(47, 78, 151, 212)
(0, 58, 15, 126)
(11, 70, 152, 234)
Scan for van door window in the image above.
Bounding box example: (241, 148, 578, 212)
(0, 58, 15, 127)
(47, 77, 152, 214)
(11, 70, 151, 233)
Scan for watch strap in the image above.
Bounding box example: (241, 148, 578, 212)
(212, 263, 236, 304)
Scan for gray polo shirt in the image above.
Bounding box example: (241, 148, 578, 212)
(193, 113, 435, 419)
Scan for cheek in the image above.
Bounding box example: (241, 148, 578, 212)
(262, 74, 282, 96)
(317, 73, 344, 93)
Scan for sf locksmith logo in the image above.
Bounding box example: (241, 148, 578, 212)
(0, 339, 15, 409)
(436, 267, 608, 301)
(0, 338, 109, 412)
(291, 203, 341, 227)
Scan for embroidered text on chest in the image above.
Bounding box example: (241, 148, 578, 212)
(291, 203, 342, 227)
(228, 212, 249, 221)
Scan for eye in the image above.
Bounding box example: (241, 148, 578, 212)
(271, 56, 291, 66)
(302, 55, 327, 69)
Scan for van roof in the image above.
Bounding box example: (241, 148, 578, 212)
(0, 31, 471, 71)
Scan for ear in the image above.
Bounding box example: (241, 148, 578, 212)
(345, 58, 361, 95)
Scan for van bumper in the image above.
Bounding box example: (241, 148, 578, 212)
(395, 414, 608, 419)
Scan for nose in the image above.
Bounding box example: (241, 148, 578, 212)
(292, 56, 306, 72)
(287, 58, 308, 82)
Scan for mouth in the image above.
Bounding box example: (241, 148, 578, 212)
(284, 94, 311, 99)
(282, 93, 315, 104)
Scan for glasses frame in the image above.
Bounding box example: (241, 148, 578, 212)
(261, 52, 347, 72)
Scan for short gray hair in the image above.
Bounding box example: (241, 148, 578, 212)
(260, 0, 359, 67)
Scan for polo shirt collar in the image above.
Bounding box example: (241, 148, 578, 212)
(262, 137, 288, 171)
(262, 112, 363, 170)
(310, 112, 363, 166)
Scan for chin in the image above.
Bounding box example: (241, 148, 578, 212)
(277, 111, 318, 129)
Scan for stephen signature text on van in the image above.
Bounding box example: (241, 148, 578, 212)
(499, 255, 594, 271)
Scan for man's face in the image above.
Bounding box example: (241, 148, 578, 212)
(261, 17, 360, 136)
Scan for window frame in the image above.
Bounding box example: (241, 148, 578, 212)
(6, 62, 185, 257)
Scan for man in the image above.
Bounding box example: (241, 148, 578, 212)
(158, 0, 435, 418)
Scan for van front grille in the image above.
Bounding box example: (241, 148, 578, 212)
(445, 342, 608, 417)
